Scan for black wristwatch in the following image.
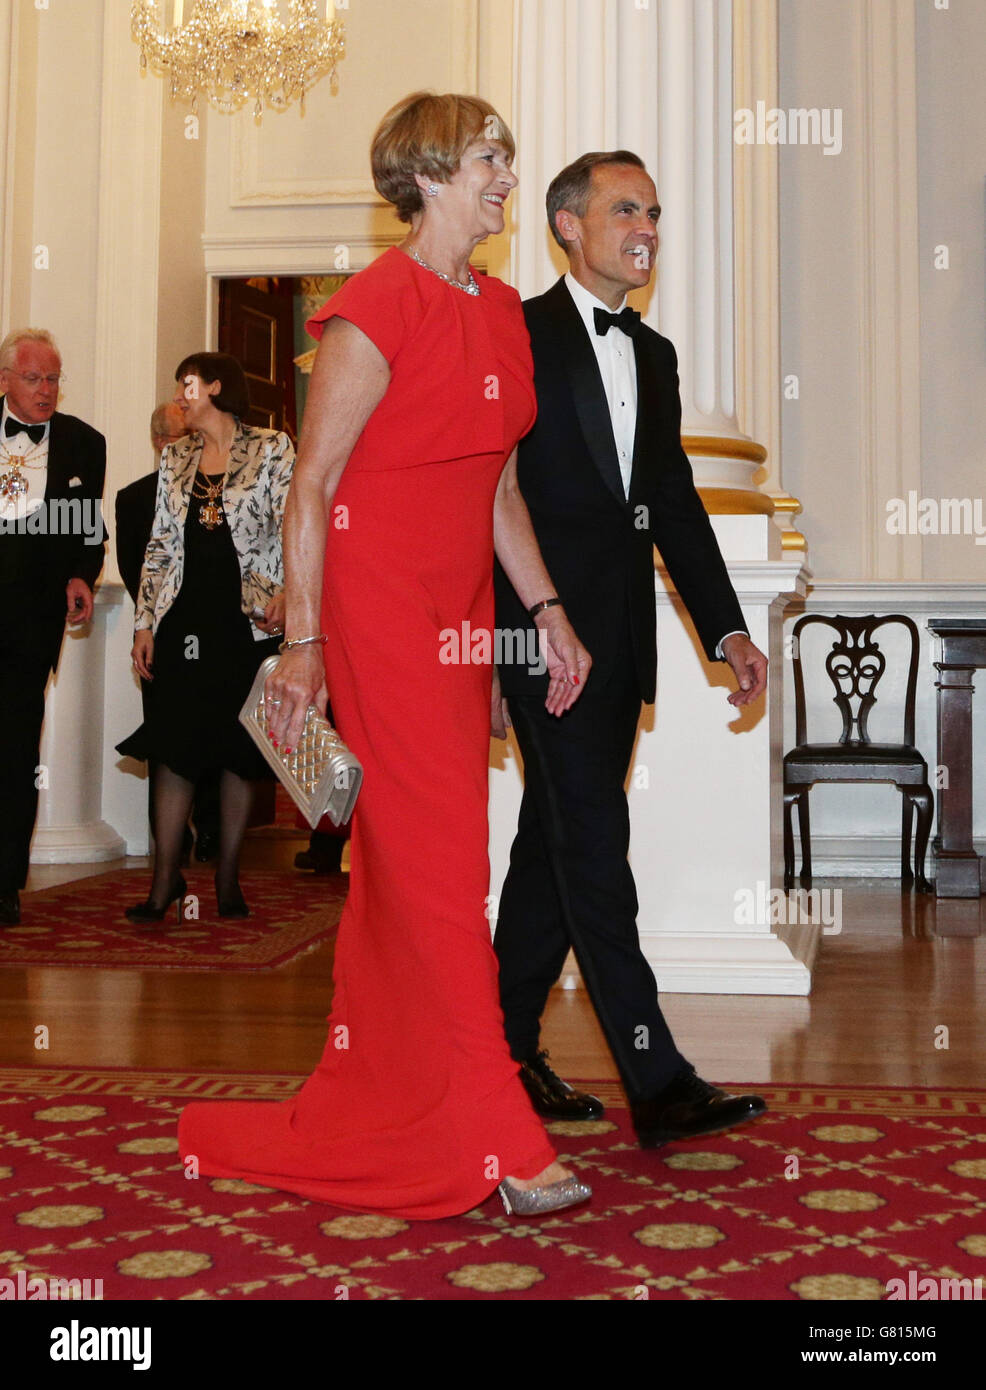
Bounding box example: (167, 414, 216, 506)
(528, 597, 562, 620)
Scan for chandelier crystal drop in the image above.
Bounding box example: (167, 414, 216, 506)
(130, 0, 345, 118)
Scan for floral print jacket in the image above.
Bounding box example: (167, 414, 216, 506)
(134, 421, 295, 642)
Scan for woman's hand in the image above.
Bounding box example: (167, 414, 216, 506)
(131, 630, 154, 681)
(535, 607, 591, 716)
(254, 592, 286, 636)
(264, 645, 328, 753)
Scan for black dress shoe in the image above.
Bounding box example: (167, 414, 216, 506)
(294, 833, 345, 875)
(194, 830, 220, 863)
(518, 1050, 605, 1120)
(632, 1070, 766, 1148)
(0, 890, 21, 926)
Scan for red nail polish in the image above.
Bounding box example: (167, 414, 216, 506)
(271, 738, 279, 747)
(573, 676, 580, 685)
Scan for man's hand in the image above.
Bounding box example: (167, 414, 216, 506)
(722, 633, 767, 707)
(254, 591, 286, 636)
(491, 669, 511, 739)
(65, 578, 93, 625)
(535, 606, 591, 715)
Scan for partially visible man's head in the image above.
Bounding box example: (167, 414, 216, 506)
(0, 328, 62, 425)
(546, 152, 661, 302)
(151, 401, 187, 455)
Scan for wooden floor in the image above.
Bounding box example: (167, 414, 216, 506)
(2, 836, 985, 1090)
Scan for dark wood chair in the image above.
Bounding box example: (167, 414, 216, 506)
(784, 614, 933, 892)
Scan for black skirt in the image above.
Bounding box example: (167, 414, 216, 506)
(117, 484, 280, 782)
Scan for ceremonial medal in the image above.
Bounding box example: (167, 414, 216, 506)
(191, 468, 227, 529)
(0, 465, 28, 500)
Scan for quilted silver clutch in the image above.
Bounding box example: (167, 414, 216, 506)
(239, 655, 362, 829)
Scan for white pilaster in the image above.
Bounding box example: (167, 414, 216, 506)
(33, 593, 125, 865)
(855, 0, 922, 579)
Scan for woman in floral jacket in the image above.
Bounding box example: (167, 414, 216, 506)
(118, 352, 295, 923)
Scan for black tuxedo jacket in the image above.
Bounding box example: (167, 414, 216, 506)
(494, 278, 746, 703)
(114, 470, 158, 605)
(0, 397, 106, 667)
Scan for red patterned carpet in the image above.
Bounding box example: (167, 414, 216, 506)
(0, 871, 345, 971)
(1, 1070, 984, 1301)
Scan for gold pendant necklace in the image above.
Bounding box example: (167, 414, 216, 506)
(0, 440, 45, 500)
(192, 469, 226, 530)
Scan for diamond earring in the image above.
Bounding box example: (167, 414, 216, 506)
(427, 184, 439, 196)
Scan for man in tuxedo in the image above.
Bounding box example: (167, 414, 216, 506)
(493, 152, 769, 1148)
(0, 328, 105, 924)
(115, 403, 220, 863)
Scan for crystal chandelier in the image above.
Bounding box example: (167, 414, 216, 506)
(131, 1, 345, 118)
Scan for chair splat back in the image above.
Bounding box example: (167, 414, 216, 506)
(791, 614, 920, 748)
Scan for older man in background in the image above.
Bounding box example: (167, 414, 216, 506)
(0, 328, 105, 925)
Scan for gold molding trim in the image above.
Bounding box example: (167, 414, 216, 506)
(681, 434, 768, 465)
(771, 492, 804, 517)
(781, 531, 809, 552)
(697, 487, 775, 517)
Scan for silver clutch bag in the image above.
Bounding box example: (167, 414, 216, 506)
(239, 655, 362, 829)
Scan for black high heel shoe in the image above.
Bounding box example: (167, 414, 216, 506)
(124, 874, 187, 925)
(215, 876, 249, 919)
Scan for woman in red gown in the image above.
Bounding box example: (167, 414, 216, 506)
(178, 93, 591, 1219)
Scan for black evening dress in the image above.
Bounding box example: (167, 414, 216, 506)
(117, 475, 279, 781)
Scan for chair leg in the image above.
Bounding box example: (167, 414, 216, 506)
(783, 791, 797, 890)
(900, 791, 914, 886)
(912, 783, 934, 893)
(797, 790, 812, 887)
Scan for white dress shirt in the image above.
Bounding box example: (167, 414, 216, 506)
(564, 273, 745, 662)
(0, 401, 49, 522)
(564, 271, 637, 498)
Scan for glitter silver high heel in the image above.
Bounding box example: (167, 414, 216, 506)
(497, 1174, 592, 1217)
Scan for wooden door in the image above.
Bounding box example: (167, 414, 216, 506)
(218, 278, 298, 442)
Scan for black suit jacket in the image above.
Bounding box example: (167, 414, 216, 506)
(494, 279, 746, 704)
(114, 470, 158, 605)
(0, 397, 106, 667)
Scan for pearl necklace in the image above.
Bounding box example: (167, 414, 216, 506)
(407, 245, 480, 296)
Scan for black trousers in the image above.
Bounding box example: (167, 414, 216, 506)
(0, 615, 62, 892)
(494, 656, 691, 1104)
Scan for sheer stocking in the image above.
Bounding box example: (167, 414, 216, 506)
(216, 769, 258, 901)
(148, 762, 195, 907)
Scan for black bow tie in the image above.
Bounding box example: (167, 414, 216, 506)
(593, 305, 641, 339)
(5, 417, 46, 445)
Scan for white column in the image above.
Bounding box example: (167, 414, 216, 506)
(33, 592, 126, 864)
(19, 3, 163, 866)
(512, 0, 770, 516)
(493, 0, 813, 994)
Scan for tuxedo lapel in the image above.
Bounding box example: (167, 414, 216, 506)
(627, 334, 662, 509)
(44, 411, 68, 498)
(543, 280, 626, 508)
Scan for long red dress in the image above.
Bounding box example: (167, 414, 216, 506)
(177, 247, 557, 1218)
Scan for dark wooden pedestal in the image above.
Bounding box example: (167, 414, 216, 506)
(930, 619, 986, 898)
